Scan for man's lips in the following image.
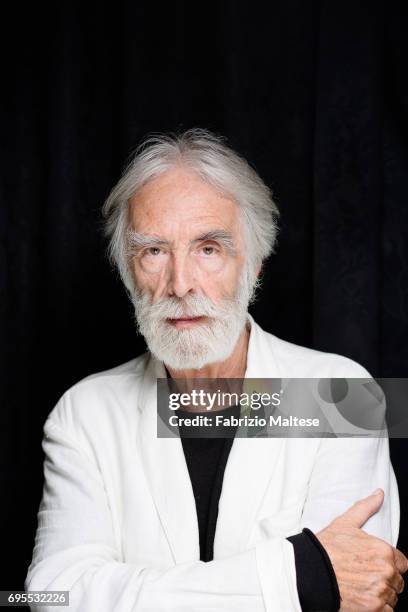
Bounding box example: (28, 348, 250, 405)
(166, 316, 206, 328)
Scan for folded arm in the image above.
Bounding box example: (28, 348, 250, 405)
(25, 415, 300, 612)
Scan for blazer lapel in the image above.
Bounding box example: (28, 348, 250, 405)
(137, 355, 200, 564)
(214, 315, 286, 558)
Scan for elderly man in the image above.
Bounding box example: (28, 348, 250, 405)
(26, 129, 406, 611)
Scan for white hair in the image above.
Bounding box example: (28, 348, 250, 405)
(102, 128, 279, 298)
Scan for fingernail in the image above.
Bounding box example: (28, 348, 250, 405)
(373, 488, 383, 496)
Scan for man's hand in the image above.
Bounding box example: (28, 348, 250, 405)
(316, 489, 407, 611)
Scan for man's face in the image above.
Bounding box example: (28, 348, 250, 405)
(127, 168, 252, 370)
(128, 168, 246, 308)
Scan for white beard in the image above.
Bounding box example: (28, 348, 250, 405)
(131, 274, 254, 370)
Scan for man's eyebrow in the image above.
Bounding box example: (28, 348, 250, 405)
(126, 228, 237, 254)
(127, 229, 170, 251)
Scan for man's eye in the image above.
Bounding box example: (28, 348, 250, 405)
(202, 246, 216, 255)
(145, 247, 161, 256)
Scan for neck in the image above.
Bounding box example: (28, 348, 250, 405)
(166, 320, 251, 380)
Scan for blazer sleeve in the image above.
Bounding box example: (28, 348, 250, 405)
(299, 362, 400, 546)
(25, 412, 301, 612)
(299, 435, 399, 544)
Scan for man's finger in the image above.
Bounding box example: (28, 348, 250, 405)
(393, 573, 405, 595)
(385, 587, 398, 609)
(387, 569, 404, 594)
(394, 548, 408, 574)
(335, 489, 384, 528)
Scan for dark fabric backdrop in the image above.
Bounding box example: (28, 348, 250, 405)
(1, 0, 408, 605)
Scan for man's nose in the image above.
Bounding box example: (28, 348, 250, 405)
(167, 251, 195, 298)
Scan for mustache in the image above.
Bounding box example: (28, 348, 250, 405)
(134, 291, 236, 321)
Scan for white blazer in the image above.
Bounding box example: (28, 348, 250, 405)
(25, 315, 399, 611)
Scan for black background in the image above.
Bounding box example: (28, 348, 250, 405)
(1, 0, 408, 606)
